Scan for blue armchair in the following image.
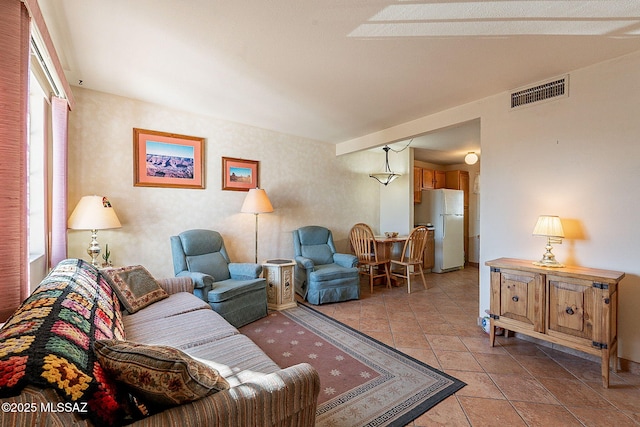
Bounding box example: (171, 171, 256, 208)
(170, 229, 267, 327)
(293, 226, 360, 305)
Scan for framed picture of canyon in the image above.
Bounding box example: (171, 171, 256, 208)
(133, 128, 205, 189)
(222, 157, 259, 191)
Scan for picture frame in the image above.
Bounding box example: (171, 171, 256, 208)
(222, 157, 259, 191)
(133, 128, 205, 189)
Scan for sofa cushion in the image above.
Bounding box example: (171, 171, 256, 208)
(101, 265, 169, 314)
(122, 292, 210, 325)
(185, 334, 281, 387)
(124, 309, 238, 350)
(94, 340, 229, 406)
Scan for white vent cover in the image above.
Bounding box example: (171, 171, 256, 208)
(510, 75, 568, 109)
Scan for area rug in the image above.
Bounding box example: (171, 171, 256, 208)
(240, 304, 465, 427)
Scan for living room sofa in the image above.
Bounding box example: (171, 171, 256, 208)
(0, 259, 319, 426)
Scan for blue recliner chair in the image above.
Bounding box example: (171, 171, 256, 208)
(293, 226, 360, 305)
(170, 229, 267, 327)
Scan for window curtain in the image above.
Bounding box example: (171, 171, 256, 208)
(50, 96, 69, 267)
(0, 0, 30, 321)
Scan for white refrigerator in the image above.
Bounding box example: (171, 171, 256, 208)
(415, 189, 464, 273)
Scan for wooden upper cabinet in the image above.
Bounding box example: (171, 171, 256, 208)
(434, 170, 446, 189)
(422, 168, 435, 190)
(445, 170, 470, 206)
(414, 167, 446, 203)
(413, 167, 422, 204)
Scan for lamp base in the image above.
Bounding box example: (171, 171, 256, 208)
(533, 250, 564, 268)
(87, 229, 101, 267)
(533, 241, 564, 268)
(533, 259, 565, 268)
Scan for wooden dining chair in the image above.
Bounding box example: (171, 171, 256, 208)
(390, 226, 429, 293)
(349, 223, 391, 293)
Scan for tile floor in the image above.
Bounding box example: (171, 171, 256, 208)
(309, 266, 640, 426)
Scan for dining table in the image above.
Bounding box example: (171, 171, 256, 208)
(372, 234, 408, 286)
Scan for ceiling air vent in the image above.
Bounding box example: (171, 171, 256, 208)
(510, 75, 568, 109)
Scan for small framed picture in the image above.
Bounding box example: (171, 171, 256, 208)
(133, 128, 205, 189)
(222, 157, 259, 191)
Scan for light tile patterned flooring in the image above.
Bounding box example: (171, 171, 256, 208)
(309, 266, 640, 426)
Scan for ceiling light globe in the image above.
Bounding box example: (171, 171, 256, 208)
(464, 152, 478, 165)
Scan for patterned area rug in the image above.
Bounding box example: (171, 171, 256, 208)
(241, 304, 465, 427)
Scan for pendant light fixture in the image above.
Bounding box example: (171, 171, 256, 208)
(369, 145, 401, 185)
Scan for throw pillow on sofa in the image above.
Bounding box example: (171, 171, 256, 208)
(101, 265, 168, 314)
(94, 339, 230, 407)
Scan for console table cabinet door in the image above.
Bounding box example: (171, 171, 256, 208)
(547, 276, 593, 344)
(490, 268, 544, 333)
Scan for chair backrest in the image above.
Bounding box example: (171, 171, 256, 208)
(293, 226, 337, 265)
(170, 229, 231, 281)
(349, 223, 377, 263)
(398, 226, 429, 264)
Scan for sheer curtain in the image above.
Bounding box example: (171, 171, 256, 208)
(50, 96, 69, 267)
(0, 0, 30, 321)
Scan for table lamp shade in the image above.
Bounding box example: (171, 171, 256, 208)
(241, 188, 274, 214)
(68, 195, 122, 230)
(532, 215, 564, 238)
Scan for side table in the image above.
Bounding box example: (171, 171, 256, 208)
(262, 259, 297, 311)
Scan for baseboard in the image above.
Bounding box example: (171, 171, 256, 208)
(620, 358, 640, 375)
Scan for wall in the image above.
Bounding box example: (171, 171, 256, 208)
(338, 50, 640, 363)
(67, 87, 381, 278)
(479, 52, 640, 363)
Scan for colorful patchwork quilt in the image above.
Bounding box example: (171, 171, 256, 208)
(0, 258, 126, 426)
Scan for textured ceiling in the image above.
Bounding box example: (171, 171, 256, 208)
(39, 0, 640, 156)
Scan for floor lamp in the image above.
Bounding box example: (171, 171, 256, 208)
(241, 188, 274, 263)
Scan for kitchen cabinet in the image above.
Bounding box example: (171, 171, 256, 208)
(423, 228, 435, 270)
(422, 169, 435, 190)
(414, 167, 446, 204)
(486, 258, 625, 388)
(413, 167, 422, 204)
(434, 170, 446, 189)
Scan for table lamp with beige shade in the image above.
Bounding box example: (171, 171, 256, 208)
(68, 195, 122, 267)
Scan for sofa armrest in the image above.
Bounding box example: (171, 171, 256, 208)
(130, 363, 320, 427)
(157, 277, 194, 295)
(333, 253, 358, 268)
(228, 263, 262, 280)
(294, 256, 315, 270)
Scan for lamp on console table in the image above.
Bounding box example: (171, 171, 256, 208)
(532, 215, 565, 268)
(241, 188, 274, 263)
(68, 195, 122, 267)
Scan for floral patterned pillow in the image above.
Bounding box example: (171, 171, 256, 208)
(101, 265, 168, 314)
(94, 340, 229, 406)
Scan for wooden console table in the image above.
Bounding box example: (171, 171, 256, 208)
(485, 258, 625, 388)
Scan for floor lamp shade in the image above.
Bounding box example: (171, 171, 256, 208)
(241, 188, 273, 263)
(240, 188, 274, 214)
